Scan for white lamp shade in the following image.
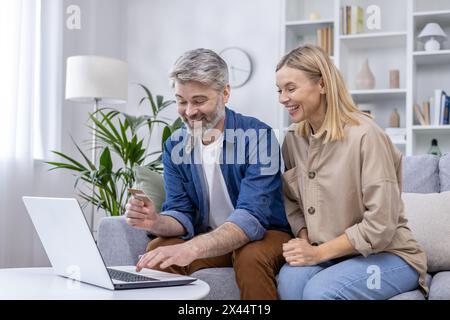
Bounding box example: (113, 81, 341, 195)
(65, 56, 128, 104)
(418, 23, 447, 40)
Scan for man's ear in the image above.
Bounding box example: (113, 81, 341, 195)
(222, 84, 231, 104)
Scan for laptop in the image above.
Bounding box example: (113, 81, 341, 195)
(22, 196, 196, 290)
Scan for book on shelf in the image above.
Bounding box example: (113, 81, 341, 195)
(414, 103, 427, 126)
(316, 26, 333, 56)
(341, 5, 364, 35)
(432, 90, 450, 125)
(423, 101, 430, 126)
(440, 91, 449, 125)
(445, 95, 450, 125)
(414, 92, 450, 127)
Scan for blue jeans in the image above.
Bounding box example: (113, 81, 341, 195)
(277, 252, 419, 300)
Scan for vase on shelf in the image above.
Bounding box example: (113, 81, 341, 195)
(355, 58, 375, 90)
(428, 139, 442, 157)
(389, 108, 400, 128)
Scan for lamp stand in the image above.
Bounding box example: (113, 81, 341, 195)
(91, 98, 100, 235)
(425, 37, 440, 51)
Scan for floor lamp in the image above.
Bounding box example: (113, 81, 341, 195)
(65, 55, 128, 233)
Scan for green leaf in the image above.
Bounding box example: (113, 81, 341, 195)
(99, 147, 113, 173)
(138, 96, 147, 106)
(71, 137, 96, 171)
(137, 83, 157, 116)
(94, 111, 124, 145)
(171, 117, 183, 131)
(46, 162, 84, 173)
(47, 150, 87, 172)
(158, 98, 175, 113)
(156, 95, 164, 110)
(161, 125, 172, 149)
(150, 119, 171, 127)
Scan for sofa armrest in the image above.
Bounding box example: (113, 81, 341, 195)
(97, 216, 150, 266)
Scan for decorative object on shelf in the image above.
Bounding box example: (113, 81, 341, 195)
(389, 108, 400, 127)
(355, 58, 375, 90)
(428, 138, 442, 157)
(389, 69, 400, 89)
(385, 127, 406, 145)
(309, 12, 320, 20)
(219, 47, 253, 88)
(366, 5, 381, 30)
(418, 23, 448, 52)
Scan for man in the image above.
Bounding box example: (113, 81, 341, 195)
(125, 48, 291, 299)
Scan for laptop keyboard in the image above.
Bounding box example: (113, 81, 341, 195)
(107, 268, 158, 282)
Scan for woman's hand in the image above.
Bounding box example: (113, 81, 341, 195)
(282, 238, 323, 266)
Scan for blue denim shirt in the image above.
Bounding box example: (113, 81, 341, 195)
(160, 107, 291, 241)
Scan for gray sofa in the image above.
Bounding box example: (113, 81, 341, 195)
(97, 154, 450, 300)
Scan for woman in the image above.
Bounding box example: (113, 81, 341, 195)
(276, 45, 427, 300)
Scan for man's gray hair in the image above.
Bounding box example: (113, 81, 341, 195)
(169, 48, 229, 92)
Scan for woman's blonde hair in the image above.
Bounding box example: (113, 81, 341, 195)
(276, 45, 371, 143)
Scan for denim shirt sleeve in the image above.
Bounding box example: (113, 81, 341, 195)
(159, 140, 196, 240)
(226, 128, 282, 241)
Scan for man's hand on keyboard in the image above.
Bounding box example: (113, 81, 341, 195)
(135, 242, 200, 272)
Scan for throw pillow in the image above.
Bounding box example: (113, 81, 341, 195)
(402, 155, 440, 193)
(439, 153, 450, 192)
(133, 166, 166, 212)
(402, 191, 450, 272)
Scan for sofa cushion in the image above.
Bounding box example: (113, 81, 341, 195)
(97, 216, 149, 266)
(403, 155, 440, 193)
(402, 191, 450, 272)
(134, 166, 166, 212)
(191, 268, 239, 300)
(439, 153, 450, 192)
(389, 273, 432, 300)
(429, 271, 450, 300)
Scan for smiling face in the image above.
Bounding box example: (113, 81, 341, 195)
(175, 81, 230, 136)
(276, 66, 325, 130)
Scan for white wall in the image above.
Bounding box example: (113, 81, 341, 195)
(63, 0, 127, 156)
(125, 0, 283, 130)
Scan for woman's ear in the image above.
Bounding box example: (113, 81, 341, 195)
(319, 78, 326, 94)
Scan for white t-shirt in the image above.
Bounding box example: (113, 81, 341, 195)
(200, 134, 234, 229)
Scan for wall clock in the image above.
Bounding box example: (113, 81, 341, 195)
(219, 47, 253, 88)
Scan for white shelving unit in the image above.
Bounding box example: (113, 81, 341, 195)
(279, 0, 450, 156)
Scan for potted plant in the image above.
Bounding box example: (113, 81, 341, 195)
(46, 84, 182, 216)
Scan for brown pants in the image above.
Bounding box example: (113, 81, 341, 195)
(146, 230, 292, 300)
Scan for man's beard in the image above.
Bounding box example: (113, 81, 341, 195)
(184, 98, 225, 137)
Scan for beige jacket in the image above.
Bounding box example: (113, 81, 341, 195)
(282, 113, 428, 295)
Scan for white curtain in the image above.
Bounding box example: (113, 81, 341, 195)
(0, 0, 64, 267)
